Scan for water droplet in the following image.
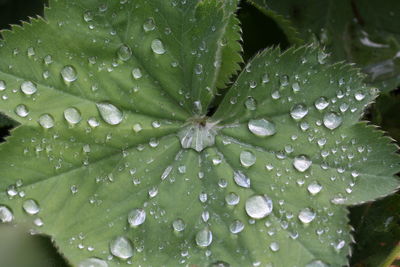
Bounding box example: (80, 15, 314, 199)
(38, 114, 55, 129)
(0, 80, 6, 91)
(15, 104, 29, 118)
(292, 82, 301, 92)
(96, 103, 123, 125)
(151, 39, 166, 55)
(22, 199, 40, 215)
(128, 208, 146, 227)
(240, 151, 256, 168)
(172, 218, 185, 232)
(248, 119, 276, 137)
(293, 155, 312, 172)
(318, 50, 328, 64)
(245, 97, 256, 111)
(323, 112, 342, 130)
(21, 81, 37, 95)
(355, 91, 366, 101)
(305, 260, 329, 267)
(109, 236, 133, 259)
(87, 117, 100, 128)
(314, 97, 329, 110)
(64, 107, 81, 125)
(245, 195, 273, 219)
(143, 17, 156, 32)
(290, 104, 308, 120)
(298, 208, 316, 224)
(195, 64, 203, 75)
(262, 73, 270, 83)
(233, 171, 250, 188)
(229, 220, 244, 234)
(83, 11, 94, 22)
(225, 193, 240, 206)
(269, 242, 280, 252)
(307, 182, 322, 195)
(61, 65, 78, 82)
(117, 44, 132, 61)
(0, 206, 13, 223)
(132, 123, 143, 133)
(280, 75, 289, 86)
(78, 258, 108, 267)
(196, 228, 212, 247)
(132, 68, 142, 79)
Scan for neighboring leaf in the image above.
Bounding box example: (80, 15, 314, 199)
(0, 113, 15, 128)
(248, 0, 400, 93)
(0, 1, 399, 267)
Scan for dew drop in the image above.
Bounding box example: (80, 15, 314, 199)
(96, 103, 123, 125)
(248, 119, 276, 137)
(245, 97, 256, 111)
(151, 39, 166, 55)
(314, 97, 329, 110)
(78, 258, 108, 267)
(245, 195, 273, 219)
(109, 236, 133, 259)
(21, 81, 37, 95)
(290, 104, 308, 120)
(298, 208, 316, 224)
(61, 65, 78, 82)
(0, 80, 6, 91)
(87, 117, 100, 128)
(64, 107, 81, 125)
(233, 171, 250, 188)
(323, 112, 342, 130)
(133, 123, 143, 133)
(22, 199, 40, 215)
(293, 155, 312, 172)
(292, 82, 301, 92)
(269, 242, 280, 252)
(229, 220, 244, 234)
(143, 17, 156, 32)
(262, 73, 270, 83)
(83, 11, 94, 22)
(38, 114, 55, 129)
(117, 44, 132, 61)
(0, 205, 13, 223)
(240, 151, 256, 168)
(196, 228, 212, 247)
(128, 208, 146, 227)
(131, 68, 142, 79)
(15, 104, 29, 118)
(307, 182, 322, 195)
(172, 218, 185, 232)
(225, 192, 240, 206)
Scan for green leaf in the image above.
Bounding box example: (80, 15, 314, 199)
(0, 1, 398, 267)
(0, 113, 16, 128)
(248, 0, 400, 93)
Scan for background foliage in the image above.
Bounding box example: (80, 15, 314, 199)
(0, 0, 398, 266)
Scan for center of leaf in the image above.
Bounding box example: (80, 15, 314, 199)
(177, 116, 218, 152)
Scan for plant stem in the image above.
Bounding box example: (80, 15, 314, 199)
(379, 242, 400, 267)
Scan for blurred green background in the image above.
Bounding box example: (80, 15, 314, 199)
(0, 0, 398, 266)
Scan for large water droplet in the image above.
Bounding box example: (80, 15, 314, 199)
(233, 171, 250, 188)
(240, 151, 256, 168)
(117, 44, 132, 61)
(323, 112, 342, 130)
(0, 205, 13, 223)
(225, 192, 240, 206)
(109, 236, 133, 259)
(38, 114, 55, 129)
(15, 104, 29, 118)
(78, 258, 108, 267)
(290, 104, 308, 120)
(151, 39, 166, 55)
(196, 228, 212, 247)
(61, 65, 78, 82)
(143, 17, 156, 32)
(64, 107, 81, 125)
(248, 119, 276, 137)
(293, 155, 312, 172)
(298, 208, 316, 224)
(305, 260, 329, 267)
(22, 199, 40, 215)
(21, 81, 37, 95)
(172, 218, 185, 232)
(307, 182, 322, 195)
(245, 195, 273, 219)
(96, 103, 123, 125)
(229, 220, 244, 234)
(128, 208, 146, 227)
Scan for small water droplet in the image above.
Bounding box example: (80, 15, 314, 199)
(307, 182, 322, 195)
(21, 81, 37, 95)
(132, 68, 142, 79)
(248, 119, 276, 137)
(143, 17, 156, 32)
(293, 155, 312, 172)
(245, 195, 273, 219)
(269, 242, 280, 252)
(172, 218, 185, 232)
(15, 104, 29, 118)
(233, 171, 250, 188)
(61, 65, 78, 83)
(64, 107, 82, 125)
(229, 220, 244, 234)
(38, 114, 55, 129)
(262, 73, 270, 83)
(290, 104, 308, 120)
(128, 208, 146, 227)
(22, 199, 40, 215)
(151, 39, 166, 55)
(0, 205, 13, 223)
(109, 236, 133, 259)
(96, 103, 123, 125)
(314, 97, 329, 110)
(298, 208, 316, 224)
(117, 44, 132, 61)
(225, 192, 240, 206)
(323, 112, 342, 130)
(305, 260, 329, 267)
(0, 80, 6, 91)
(87, 117, 100, 128)
(292, 82, 301, 92)
(78, 258, 108, 267)
(83, 11, 94, 22)
(245, 97, 256, 111)
(196, 228, 212, 247)
(240, 151, 256, 168)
